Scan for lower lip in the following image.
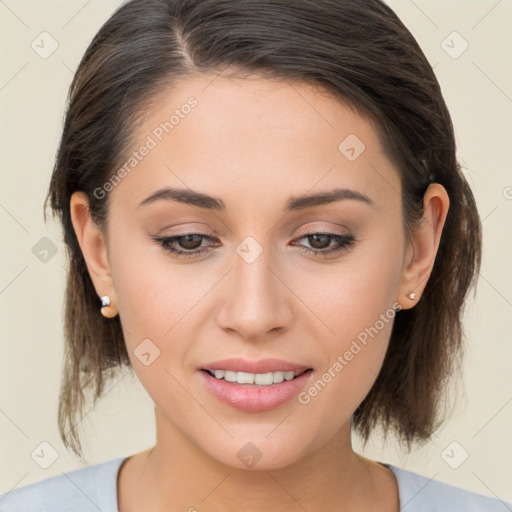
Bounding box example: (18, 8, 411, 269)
(199, 370, 313, 412)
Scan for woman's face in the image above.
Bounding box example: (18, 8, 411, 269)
(78, 74, 435, 470)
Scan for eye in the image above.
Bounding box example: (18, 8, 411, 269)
(152, 231, 357, 259)
(291, 232, 357, 257)
(152, 234, 217, 259)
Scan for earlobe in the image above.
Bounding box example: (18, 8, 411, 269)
(70, 191, 116, 302)
(398, 183, 450, 309)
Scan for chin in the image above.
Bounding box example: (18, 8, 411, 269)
(199, 434, 307, 472)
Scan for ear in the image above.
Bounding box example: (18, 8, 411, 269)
(397, 183, 450, 309)
(70, 191, 116, 303)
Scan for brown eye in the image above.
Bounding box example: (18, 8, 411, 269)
(176, 234, 204, 250)
(153, 234, 218, 259)
(291, 233, 357, 258)
(306, 234, 332, 250)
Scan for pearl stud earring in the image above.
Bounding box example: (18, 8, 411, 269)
(100, 295, 118, 318)
(407, 292, 417, 300)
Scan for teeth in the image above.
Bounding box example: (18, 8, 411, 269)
(237, 371, 255, 384)
(208, 369, 301, 385)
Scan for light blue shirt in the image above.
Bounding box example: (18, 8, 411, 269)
(0, 456, 510, 511)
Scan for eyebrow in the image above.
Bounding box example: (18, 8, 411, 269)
(136, 186, 374, 211)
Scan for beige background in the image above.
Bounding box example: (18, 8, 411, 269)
(1, 0, 511, 502)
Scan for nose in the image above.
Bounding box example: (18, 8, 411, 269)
(216, 244, 294, 341)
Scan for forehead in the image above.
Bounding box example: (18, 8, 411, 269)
(109, 73, 401, 215)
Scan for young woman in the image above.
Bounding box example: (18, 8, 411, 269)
(1, 0, 510, 511)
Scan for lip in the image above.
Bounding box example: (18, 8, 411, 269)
(198, 359, 314, 413)
(201, 358, 311, 374)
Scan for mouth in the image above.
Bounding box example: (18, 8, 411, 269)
(199, 366, 314, 412)
(202, 368, 312, 386)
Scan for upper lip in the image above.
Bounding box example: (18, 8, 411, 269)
(201, 358, 312, 374)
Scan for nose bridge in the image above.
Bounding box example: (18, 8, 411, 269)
(234, 238, 274, 299)
(217, 236, 292, 339)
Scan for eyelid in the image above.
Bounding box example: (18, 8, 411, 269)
(156, 220, 353, 239)
(155, 224, 217, 237)
(295, 224, 353, 237)
(158, 226, 352, 241)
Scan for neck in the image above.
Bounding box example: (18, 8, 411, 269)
(119, 407, 398, 512)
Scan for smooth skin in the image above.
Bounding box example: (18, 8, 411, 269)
(70, 74, 449, 512)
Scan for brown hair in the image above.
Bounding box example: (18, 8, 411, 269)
(45, 0, 481, 459)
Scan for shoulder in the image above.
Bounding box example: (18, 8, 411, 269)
(385, 463, 512, 512)
(0, 456, 127, 512)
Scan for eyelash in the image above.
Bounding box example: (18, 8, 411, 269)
(152, 231, 357, 259)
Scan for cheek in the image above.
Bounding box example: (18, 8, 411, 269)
(296, 283, 400, 443)
(298, 227, 404, 408)
(108, 245, 196, 407)
(107, 228, 212, 407)
(306, 223, 404, 345)
(107, 223, 192, 338)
